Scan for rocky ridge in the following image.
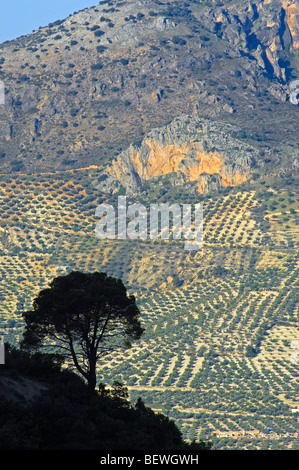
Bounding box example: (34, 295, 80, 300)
(0, 0, 298, 191)
(97, 114, 265, 194)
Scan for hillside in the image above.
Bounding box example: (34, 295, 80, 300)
(0, 166, 297, 450)
(0, 345, 211, 451)
(0, 0, 298, 451)
(0, 0, 298, 175)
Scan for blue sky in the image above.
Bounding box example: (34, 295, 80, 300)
(0, 1, 100, 44)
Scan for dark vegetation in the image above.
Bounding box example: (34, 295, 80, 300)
(0, 344, 211, 451)
(21, 271, 144, 392)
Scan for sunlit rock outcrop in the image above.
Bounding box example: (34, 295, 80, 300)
(98, 115, 262, 195)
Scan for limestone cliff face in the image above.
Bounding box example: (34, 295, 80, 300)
(283, 0, 299, 50)
(99, 116, 261, 195)
(202, 0, 299, 81)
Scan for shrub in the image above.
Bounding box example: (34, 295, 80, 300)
(97, 45, 107, 53)
(94, 30, 105, 37)
(172, 36, 186, 46)
(245, 345, 258, 357)
(91, 63, 103, 70)
(49, 19, 64, 28)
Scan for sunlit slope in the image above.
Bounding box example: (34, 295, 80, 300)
(0, 169, 298, 449)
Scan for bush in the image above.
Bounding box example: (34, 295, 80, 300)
(94, 30, 105, 37)
(97, 45, 107, 53)
(245, 345, 258, 357)
(91, 63, 103, 71)
(172, 37, 187, 46)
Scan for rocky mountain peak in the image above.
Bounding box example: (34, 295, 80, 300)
(0, 0, 297, 189)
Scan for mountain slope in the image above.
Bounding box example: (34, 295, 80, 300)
(0, 346, 211, 450)
(0, 0, 298, 452)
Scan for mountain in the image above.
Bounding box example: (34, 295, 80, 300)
(0, 0, 298, 180)
(0, 0, 298, 451)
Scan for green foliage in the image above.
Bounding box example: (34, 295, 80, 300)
(94, 30, 105, 37)
(245, 345, 258, 358)
(96, 45, 107, 53)
(172, 36, 187, 46)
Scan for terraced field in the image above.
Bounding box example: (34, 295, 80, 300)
(0, 169, 298, 450)
(99, 260, 298, 449)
